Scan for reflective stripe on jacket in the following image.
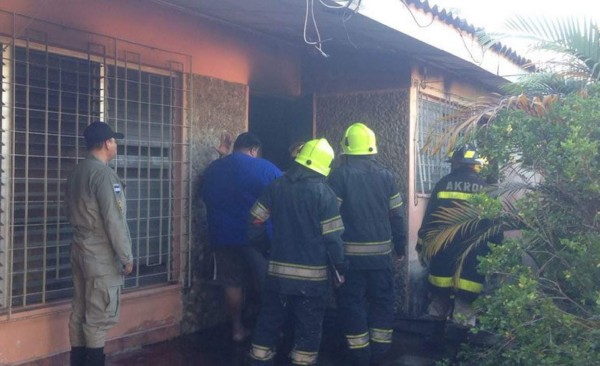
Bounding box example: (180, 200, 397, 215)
(418, 167, 489, 248)
(248, 165, 344, 296)
(328, 156, 406, 269)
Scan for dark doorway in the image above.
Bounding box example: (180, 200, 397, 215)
(249, 94, 314, 171)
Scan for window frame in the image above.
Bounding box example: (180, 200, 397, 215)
(415, 91, 469, 196)
(0, 34, 191, 312)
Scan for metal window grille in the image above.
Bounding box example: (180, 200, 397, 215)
(0, 12, 192, 311)
(416, 93, 464, 194)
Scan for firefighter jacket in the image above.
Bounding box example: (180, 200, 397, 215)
(419, 167, 487, 242)
(418, 166, 491, 246)
(328, 156, 407, 270)
(418, 166, 504, 295)
(248, 164, 345, 297)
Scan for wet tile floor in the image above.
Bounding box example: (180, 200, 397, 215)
(108, 318, 473, 366)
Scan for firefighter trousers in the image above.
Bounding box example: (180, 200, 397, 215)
(427, 241, 490, 325)
(428, 241, 490, 301)
(336, 268, 394, 366)
(249, 290, 327, 365)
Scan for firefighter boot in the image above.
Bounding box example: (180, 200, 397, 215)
(86, 347, 105, 366)
(452, 296, 476, 327)
(69, 346, 86, 366)
(426, 292, 452, 320)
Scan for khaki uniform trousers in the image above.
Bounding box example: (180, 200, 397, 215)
(69, 250, 123, 348)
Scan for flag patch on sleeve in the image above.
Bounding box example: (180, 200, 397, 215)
(113, 183, 121, 194)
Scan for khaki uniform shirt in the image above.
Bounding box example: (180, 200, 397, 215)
(65, 154, 133, 279)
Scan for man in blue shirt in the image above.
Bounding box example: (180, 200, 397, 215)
(201, 132, 282, 342)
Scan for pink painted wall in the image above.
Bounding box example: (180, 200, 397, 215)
(1, 0, 302, 96)
(0, 0, 304, 363)
(0, 285, 182, 365)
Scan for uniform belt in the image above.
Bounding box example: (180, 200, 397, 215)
(268, 261, 328, 281)
(344, 240, 392, 256)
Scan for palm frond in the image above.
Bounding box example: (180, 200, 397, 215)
(501, 72, 585, 95)
(422, 91, 562, 155)
(423, 199, 523, 259)
(424, 202, 487, 256)
(503, 16, 600, 80)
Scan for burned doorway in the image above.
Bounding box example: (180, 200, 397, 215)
(249, 94, 314, 171)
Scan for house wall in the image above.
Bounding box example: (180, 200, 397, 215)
(0, 0, 511, 363)
(303, 52, 412, 95)
(0, 0, 294, 364)
(405, 65, 497, 315)
(186, 74, 249, 333)
(316, 89, 411, 314)
(1, 0, 302, 97)
(1, 285, 182, 365)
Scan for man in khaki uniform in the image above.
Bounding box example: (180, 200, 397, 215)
(65, 121, 133, 366)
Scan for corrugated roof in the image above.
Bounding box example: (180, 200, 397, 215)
(405, 0, 533, 69)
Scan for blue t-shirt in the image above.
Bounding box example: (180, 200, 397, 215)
(201, 152, 282, 247)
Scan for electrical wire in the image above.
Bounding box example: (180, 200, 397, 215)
(318, 0, 352, 9)
(459, 31, 485, 65)
(342, 0, 361, 23)
(342, 9, 358, 49)
(304, 0, 329, 57)
(338, 0, 361, 49)
(399, 1, 486, 66)
(399, 0, 435, 28)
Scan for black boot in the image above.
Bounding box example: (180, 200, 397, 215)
(70, 347, 86, 366)
(86, 347, 105, 366)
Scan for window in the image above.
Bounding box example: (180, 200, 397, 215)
(6, 47, 101, 307)
(105, 64, 178, 288)
(416, 94, 462, 194)
(0, 32, 191, 310)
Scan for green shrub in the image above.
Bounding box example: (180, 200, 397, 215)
(456, 85, 600, 365)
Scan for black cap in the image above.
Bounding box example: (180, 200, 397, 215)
(83, 121, 124, 148)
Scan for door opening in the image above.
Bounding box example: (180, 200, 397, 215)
(249, 94, 314, 171)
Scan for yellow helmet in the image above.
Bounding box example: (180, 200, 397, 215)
(341, 122, 377, 155)
(295, 138, 335, 176)
(447, 144, 483, 165)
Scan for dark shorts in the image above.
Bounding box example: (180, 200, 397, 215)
(210, 246, 267, 289)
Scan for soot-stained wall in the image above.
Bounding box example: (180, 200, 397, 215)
(316, 89, 411, 314)
(184, 74, 248, 332)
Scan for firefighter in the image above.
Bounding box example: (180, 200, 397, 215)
(329, 123, 407, 366)
(417, 144, 501, 327)
(247, 138, 346, 366)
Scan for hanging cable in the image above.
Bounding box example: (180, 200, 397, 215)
(399, 0, 435, 28)
(399, 1, 485, 65)
(341, 0, 361, 48)
(318, 0, 352, 9)
(304, 0, 329, 57)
